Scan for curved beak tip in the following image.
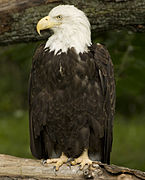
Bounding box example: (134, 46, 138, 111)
(37, 28, 41, 36)
(36, 24, 41, 36)
(36, 16, 50, 36)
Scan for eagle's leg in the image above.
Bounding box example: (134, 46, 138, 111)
(71, 149, 92, 169)
(46, 152, 68, 170)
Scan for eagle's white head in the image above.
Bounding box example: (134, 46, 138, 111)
(37, 5, 92, 54)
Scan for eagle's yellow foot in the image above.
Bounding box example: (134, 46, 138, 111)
(45, 153, 68, 171)
(71, 149, 92, 169)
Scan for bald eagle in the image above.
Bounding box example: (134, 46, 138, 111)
(29, 5, 115, 170)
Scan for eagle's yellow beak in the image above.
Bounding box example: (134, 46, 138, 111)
(36, 16, 55, 35)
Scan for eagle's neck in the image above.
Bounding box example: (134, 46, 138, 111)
(44, 24, 92, 55)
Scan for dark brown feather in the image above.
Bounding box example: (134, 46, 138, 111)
(29, 43, 115, 163)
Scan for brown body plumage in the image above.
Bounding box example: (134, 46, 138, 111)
(29, 43, 115, 164)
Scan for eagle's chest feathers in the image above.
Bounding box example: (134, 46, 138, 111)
(43, 48, 96, 91)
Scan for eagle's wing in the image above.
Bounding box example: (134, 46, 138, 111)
(93, 44, 115, 164)
(29, 44, 52, 159)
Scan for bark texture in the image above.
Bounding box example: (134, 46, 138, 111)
(0, 0, 145, 45)
(0, 154, 145, 180)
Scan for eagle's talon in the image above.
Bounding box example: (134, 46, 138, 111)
(79, 159, 92, 170)
(66, 162, 72, 169)
(42, 159, 47, 165)
(68, 163, 72, 169)
(53, 166, 58, 176)
(67, 158, 74, 163)
(66, 157, 74, 168)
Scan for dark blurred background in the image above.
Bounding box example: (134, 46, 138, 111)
(0, 31, 145, 171)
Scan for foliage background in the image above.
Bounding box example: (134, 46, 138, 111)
(0, 31, 145, 171)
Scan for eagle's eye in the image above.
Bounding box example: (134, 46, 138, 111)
(56, 15, 62, 20)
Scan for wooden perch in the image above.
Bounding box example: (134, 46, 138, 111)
(0, 154, 145, 180)
(0, 0, 145, 45)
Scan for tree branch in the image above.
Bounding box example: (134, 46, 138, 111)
(0, 154, 145, 180)
(0, 0, 145, 45)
